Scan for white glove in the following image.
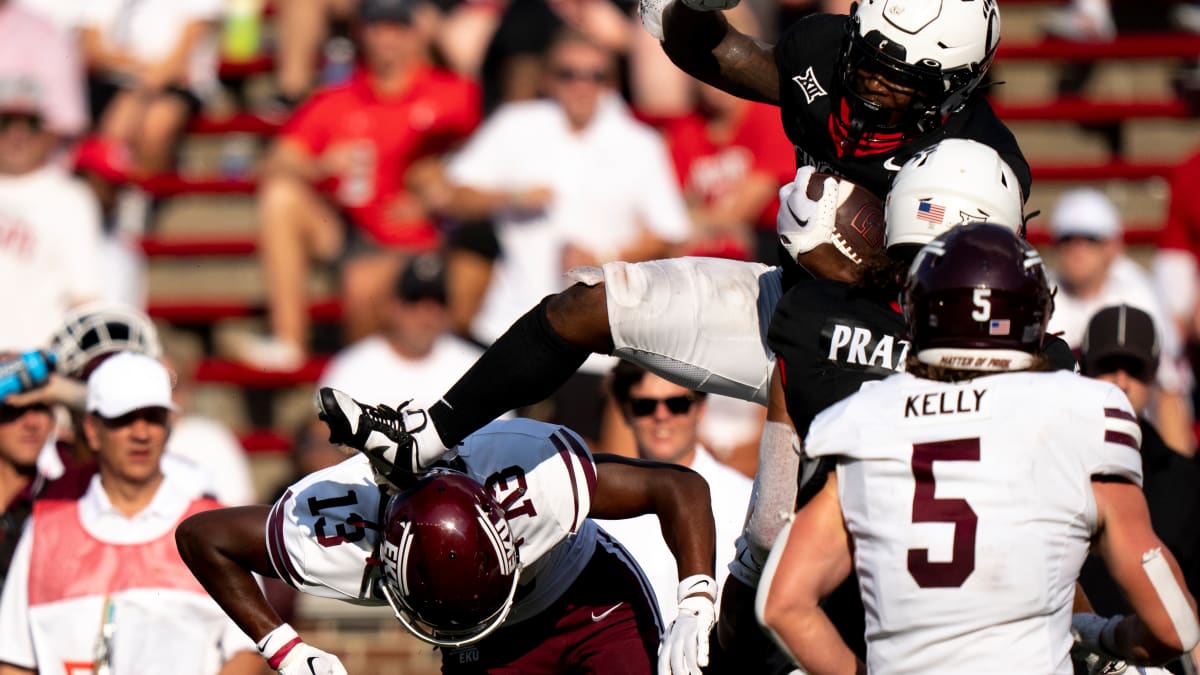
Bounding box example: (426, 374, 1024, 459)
(658, 575, 717, 675)
(278, 644, 348, 675)
(680, 0, 741, 11)
(640, 0, 673, 40)
(777, 166, 842, 262)
(258, 623, 348, 675)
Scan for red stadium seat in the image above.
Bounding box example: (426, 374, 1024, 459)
(194, 356, 330, 386)
(997, 33, 1200, 61)
(146, 298, 342, 323)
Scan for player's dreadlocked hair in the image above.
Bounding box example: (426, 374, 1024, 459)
(853, 248, 908, 295)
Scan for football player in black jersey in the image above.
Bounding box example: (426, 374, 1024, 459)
(648, 0, 1024, 198)
(317, 140, 1049, 673)
(714, 138, 1041, 672)
(342, 0, 1032, 471)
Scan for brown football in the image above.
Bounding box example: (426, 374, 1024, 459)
(805, 172, 886, 265)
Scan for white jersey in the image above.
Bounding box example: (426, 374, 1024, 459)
(266, 418, 599, 627)
(0, 165, 100, 351)
(805, 370, 1143, 675)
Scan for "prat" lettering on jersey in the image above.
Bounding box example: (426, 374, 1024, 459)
(904, 389, 987, 418)
(826, 323, 910, 372)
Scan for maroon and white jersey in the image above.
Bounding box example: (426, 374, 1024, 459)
(805, 370, 1143, 675)
(266, 418, 598, 627)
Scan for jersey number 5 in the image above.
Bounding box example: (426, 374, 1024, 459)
(908, 438, 979, 588)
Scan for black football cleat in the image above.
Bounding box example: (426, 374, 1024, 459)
(315, 387, 429, 484)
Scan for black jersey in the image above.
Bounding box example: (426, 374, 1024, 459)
(772, 14, 1031, 200)
(770, 280, 1080, 435)
(768, 278, 908, 437)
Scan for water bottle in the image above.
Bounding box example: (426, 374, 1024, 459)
(222, 0, 264, 63)
(0, 350, 56, 399)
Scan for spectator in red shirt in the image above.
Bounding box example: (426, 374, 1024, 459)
(239, 0, 481, 370)
(662, 82, 794, 264)
(1153, 149, 1200, 345)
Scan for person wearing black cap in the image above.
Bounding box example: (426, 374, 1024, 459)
(1078, 304, 1200, 667)
(318, 253, 485, 408)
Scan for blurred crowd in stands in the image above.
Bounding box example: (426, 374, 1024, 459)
(1, 0, 1200, 667)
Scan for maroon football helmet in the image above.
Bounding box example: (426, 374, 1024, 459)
(378, 468, 520, 647)
(904, 222, 1053, 372)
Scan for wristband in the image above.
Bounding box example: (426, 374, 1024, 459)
(677, 574, 717, 602)
(256, 623, 302, 670)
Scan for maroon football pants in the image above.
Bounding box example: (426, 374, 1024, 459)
(441, 533, 662, 674)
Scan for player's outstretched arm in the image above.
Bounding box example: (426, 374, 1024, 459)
(591, 455, 718, 674)
(756, 475, 864, 675)
(591, 454, 716, 581)
(177, 507, 282, 641)
(176, 507, 348, 675)
(658, 4, 779, 105)
(1088, 478, 1200, 664)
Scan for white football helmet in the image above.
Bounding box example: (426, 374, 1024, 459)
(885, 138, 1023, 250)
(840, 0, 1001, 138)
(48, 301, 161, 378)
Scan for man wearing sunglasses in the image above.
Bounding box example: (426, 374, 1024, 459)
(0, 392, 54, 593)
(596, 361, 752, 626)
(0, 352, 260, 675)
(1044, 188, 1195, 455)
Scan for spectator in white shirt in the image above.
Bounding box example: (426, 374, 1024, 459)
(433, 28, 691, 348)
(319, 253, 485, 407)
(421, 28, 691, 443)
(1045, 188, 1195, 454)
(0, 76, 101, 352)
(594, 360, 752, 623)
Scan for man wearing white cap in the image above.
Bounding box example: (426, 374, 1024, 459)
(1045, 188, 1195, 454)
(0, 352, 259, 675)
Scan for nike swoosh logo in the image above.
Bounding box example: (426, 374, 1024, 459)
(883, 157, 904, 172)
(307, 657, 321, 674)
(591, 603, 623, 622)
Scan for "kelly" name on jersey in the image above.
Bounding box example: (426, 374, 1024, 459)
(904, 389, 988, 418)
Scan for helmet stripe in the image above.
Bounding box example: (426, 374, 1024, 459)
(475, 504, 516, 576)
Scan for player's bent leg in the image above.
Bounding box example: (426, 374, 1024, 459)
(603, 258, 784, 405)
(429, 293, 595, 449)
